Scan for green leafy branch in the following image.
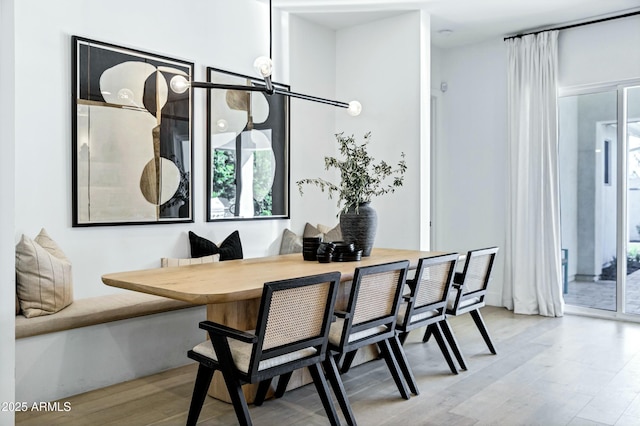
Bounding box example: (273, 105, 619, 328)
(297, 132, 407, 213)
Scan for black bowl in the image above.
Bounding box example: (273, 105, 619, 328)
(331, 241, 355, 253)
(302, 252, 318, 261)
(333, 249, 363, 262)
(317, 242, 336, 256)
(303, 237, 322, 243)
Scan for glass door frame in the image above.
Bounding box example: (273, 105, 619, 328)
(560, 78, 640, 322)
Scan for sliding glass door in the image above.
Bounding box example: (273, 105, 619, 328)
(625, 86, 640, 315)
(559, 83, 640, 318)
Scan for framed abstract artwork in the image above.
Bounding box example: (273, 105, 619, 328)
(206, 67, 290, 221)
(72, 36, 194, 226)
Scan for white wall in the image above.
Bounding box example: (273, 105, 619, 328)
(436, 39, 508, 305)
(13, 0, 288, 300)
(430, 46, 445, 249)
(335, 11, 428, 250)
(559, 15, 640, 88)
(0, 0, 16, 423)
(431, 46, 443, 91)
(288, 11, 429, 250)
(288, 15, 341, 231)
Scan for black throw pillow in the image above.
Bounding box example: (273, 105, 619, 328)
(189, 231, 243, 261)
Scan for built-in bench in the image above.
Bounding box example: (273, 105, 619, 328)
(15, 292, 198, 339)
(15, 291, 206, 404)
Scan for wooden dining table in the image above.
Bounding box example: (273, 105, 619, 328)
(102, 247, 443, 403)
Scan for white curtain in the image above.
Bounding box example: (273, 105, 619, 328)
(504, 31, 564, 317)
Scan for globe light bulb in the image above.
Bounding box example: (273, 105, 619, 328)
(347, 100, 362, 116)
(169, 75, 190, 94)
(253, 56, 273, 78)
(216, 119, 228, 132)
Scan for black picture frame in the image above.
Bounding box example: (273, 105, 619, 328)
(206, 66, 290, 221)
(72, 36, 194, 226)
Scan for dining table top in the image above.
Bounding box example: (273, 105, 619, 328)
(102, 248, 446, 305)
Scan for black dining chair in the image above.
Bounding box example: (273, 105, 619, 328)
(326, 260, 418, 404)
(271, 260, 416, 425)
(425, 247, 499, 370)
(185, 271, 346, 426)
(395, 253, 462, 375)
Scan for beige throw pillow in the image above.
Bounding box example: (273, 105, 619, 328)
(161, 254, 219, 267)
(304, 223, 342, 242)
(279, 229, 303, 254)
(316, 223, 343, 242)
(15, 229, 73, 318)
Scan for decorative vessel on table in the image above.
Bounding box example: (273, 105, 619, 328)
(302, 237, 322, 261)
(297, 132, 407, 256)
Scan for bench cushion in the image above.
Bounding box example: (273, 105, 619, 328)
(16, 292, 198, 339)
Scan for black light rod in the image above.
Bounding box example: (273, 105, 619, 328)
(273, 87, 349, 109)
(188, 80, 350, 109)
(190, 81, 268, 92)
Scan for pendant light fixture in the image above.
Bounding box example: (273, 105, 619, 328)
(169, 0, 361, 116)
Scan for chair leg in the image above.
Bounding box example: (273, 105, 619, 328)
(422, 325, 433, 343)
(323, 355, 357, 426)
(221, 371, 252, 426)
(377, 339, 410, 400)
(389, 334, 419, 396)
(470, 309, 497, 354)
(439, 319, 467, 371)
(308, 363, 341, 426)
(430, 323, 458, 375)
(340, 350, 358, 374)
(398, 331, 409, 345)
(253, 378, 272, 406)
(186, 364, 215, 426)
(275, 371, 293, 398)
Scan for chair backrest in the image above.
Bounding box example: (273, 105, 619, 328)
(399, 253, 459, 328)
(447, 247, 498, 315)
(248, 271, 340, 375)
(339, 260, 409, 346)
(458, 247, 498, 298)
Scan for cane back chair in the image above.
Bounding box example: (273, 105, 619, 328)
(425, 247, 499, 371)
(185, 271, 344, 426)
(396, 253, 462, 375)
(327, 260, 418, 402)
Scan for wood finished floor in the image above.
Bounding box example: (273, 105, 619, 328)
(15, 307, 640, 426)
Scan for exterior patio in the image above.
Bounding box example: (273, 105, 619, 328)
(563, 268, 640, 315)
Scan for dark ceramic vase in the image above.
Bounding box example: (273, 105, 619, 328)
(339, 202, 377, 256)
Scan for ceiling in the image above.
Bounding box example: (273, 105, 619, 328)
(272, 0, 640, 48)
